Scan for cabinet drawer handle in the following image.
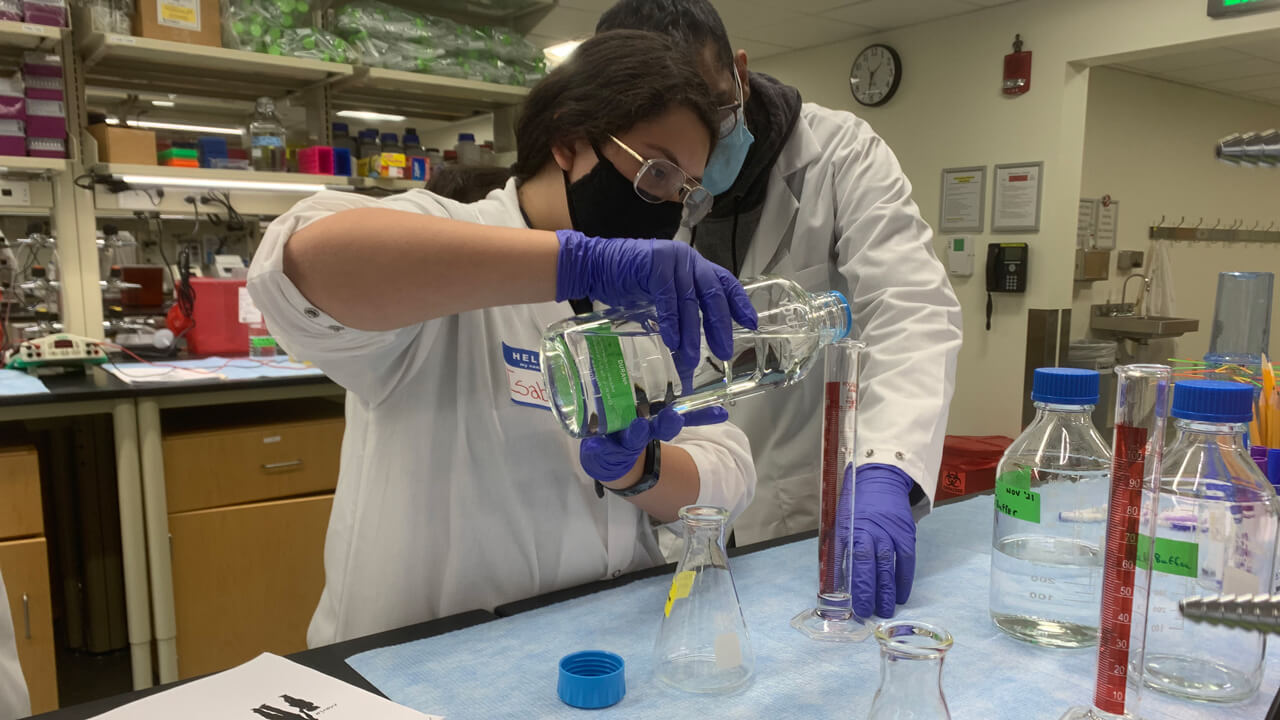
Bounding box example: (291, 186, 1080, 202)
(21, 594, 29, 640)
(262, 460, 303, 470)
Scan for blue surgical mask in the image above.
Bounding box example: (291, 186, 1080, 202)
(701, 108, 753, 197)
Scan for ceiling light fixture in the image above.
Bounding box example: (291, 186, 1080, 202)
(117, 174, 330, 193)
(104, 117, 244, 135)
(543, 40, 582, 66)
(336, 109, 408, 122)
(151, 100, 176, 107)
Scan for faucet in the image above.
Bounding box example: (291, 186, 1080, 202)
(1120, 273, 1151, 315)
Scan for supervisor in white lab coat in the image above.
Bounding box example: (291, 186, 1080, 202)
(599, 0, 963, 620)
(248, 31, 758, 646)
(0, 570, 30, 720)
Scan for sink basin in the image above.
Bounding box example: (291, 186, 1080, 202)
(1089, 315, 1200, 339)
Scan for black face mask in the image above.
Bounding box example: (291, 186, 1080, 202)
(563, 152, 685, 240)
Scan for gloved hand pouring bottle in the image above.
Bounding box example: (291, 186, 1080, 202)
(542, 273, 854, 439)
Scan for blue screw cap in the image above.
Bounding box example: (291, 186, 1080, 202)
(1031, 367, 1100, 405)
(557, 650, 625, 709)
(1172, 380, 1254, 423)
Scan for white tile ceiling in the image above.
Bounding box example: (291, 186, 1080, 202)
(1112, 32, 1280, 108)
(527, 0, 1025, 58)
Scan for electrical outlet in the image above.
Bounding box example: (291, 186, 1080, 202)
(0, 179, 31, 206)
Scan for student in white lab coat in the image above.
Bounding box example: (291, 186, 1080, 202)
(598, 0, 964, 620)
(0, 571, 30, 720)
(248, 30, 759, 646)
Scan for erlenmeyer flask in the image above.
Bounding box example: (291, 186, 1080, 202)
(867, 620, 953, 720)
(653, 505, 754, 693)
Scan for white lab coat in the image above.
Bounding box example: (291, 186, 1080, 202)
(248, 180, 756, 646)
(678, 104, 962, 544)
(0, 570, 29, 720)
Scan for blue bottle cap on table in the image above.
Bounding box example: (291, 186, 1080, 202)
(381, 133, 399, 144)
(332, 122, 349, 135)
(1171, 380, 1254, 423)
(1031, 367, 1099, 405)
(557, 650, 625, 709)
(458, 132, 476, 142)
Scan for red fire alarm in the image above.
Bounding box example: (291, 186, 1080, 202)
(1003, 34, 1031, 95)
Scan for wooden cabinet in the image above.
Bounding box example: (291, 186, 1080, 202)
(169, 495, 333, 679)
(0, 446, 56, 714)
(162, 417, 343, 513)
(0, 538, 57, 714)
(0, 448, 43, 539)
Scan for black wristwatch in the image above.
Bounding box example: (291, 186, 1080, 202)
(596, 439, 662, 499)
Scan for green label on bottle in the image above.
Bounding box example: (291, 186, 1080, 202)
(995, 468, 1039, 523)
(249, 336, 277, 348)
(1136, 535, 1198, 578)
(584, 333, 635, 434)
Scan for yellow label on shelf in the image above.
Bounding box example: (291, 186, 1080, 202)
(158, 0, 201, 31)
(663, 571, 696, 617)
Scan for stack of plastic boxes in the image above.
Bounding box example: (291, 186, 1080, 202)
(0, 0, 66, 23)
(0, 73, 23, 157)
(23, 53, 66, 158)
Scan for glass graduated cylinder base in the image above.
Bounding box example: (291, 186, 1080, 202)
(790, 602, 870, 642)
(1059, 707, 1142, 720)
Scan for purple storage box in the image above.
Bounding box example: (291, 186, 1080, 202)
(23, 74, 61, 101)
(0, 95, 23, 120)
(22, 53, 62, 78)
(26, 136, 65, 158)
(22, 0, 66, 27)
(0, 136, 24, 156)
(24, 99, 64, 139)
(24, 87, 60, 101)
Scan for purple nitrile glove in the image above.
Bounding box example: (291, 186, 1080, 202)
(837, 463, 917, 619)
(579, 406, 728, 483)
(554, 230, 758, 378)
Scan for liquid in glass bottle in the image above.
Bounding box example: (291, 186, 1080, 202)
(542, 275, 852, 439)
(1143, 380, 1278, 703)
(990, 368, 1112, 648)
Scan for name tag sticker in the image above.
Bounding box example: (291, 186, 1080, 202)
(503, 342, 550, 411)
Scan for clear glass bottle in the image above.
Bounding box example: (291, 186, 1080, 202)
(1143, 380, 1279, 703)
(989, 367, 1112, 648)
(653, 505, 753, 694)
(542, 275, 851, 439)
(867, 620, 953, 720)
(249, 96, 286, 172)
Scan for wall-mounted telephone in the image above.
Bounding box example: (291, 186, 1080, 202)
(986, 242, 1028, 330)
(987, 243, 1028, 293)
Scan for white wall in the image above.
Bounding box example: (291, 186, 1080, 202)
(751, 0, 1280, 436)
(1075, 66, 1280, 364)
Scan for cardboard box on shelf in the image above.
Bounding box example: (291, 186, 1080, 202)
(134, 0, 220, 48)
(88, 124, 157, 165)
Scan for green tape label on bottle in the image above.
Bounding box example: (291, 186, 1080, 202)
(1136, 535, 1198, 578)
(584, 334, 636, 434)
(249, 336, 277, 348)
(995, 468, 1039, 523)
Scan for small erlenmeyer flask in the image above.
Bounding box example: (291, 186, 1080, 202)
(653, 505, 754, 694)
(867, 620, 953, 720)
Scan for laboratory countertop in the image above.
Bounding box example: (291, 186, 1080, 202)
(26, 530, 813, 720)
(0, 363, 338, 409)
(29, 495, 1280, 719)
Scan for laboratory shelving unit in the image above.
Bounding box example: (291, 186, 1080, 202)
(0, 0, 550, 696)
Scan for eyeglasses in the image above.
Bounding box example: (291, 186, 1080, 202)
(607, 135, 713, 227)
(714, 67, 744, 139)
